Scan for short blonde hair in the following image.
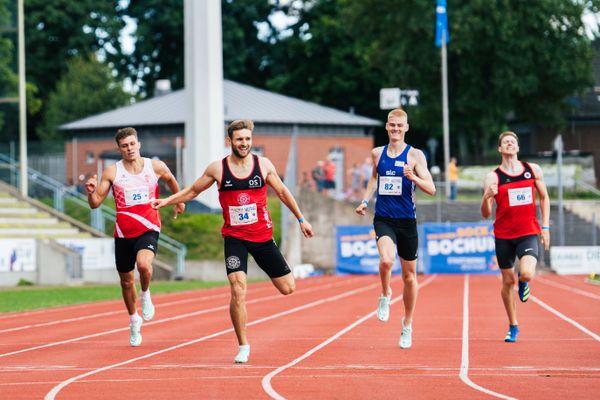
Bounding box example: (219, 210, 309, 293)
(498, 131, 518, 146)
(387, 108, 407, 120)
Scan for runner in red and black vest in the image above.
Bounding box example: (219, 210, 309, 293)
(481, 131, 550, 343)
(152, 119, 314, 364)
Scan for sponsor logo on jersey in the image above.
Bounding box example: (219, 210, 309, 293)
(237, 192, 251, 205)
(385, 170, 396, 176)
(524, 172, 531, 179)
(248, 175, 262, 188)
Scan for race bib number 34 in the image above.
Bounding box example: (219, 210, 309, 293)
(508, 187, 533, 206)
(378, 176, 403, 196)
(124, 187, 150, 206)
(229, 204, 258, 226)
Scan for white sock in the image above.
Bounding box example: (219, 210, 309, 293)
(239, 344, 250, 352)
(140, 289, 151, 300)
(402, 318, 411, 329)
(130, 312, 141, 324)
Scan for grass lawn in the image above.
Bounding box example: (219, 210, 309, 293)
(0, 280, 228, 313)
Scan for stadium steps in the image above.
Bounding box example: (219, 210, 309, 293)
(0, 181, 103, 240)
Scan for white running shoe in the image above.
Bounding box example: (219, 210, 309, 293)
(234, 345, 250, 363)
(376, 294, 391, 322)
(130, 318, 143, 347)
(399, 320, 412, 349)
(141, 295, 155, 321)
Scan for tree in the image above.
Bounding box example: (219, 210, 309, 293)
(24, 0, 123, 138)
(39, 55, 130, 141)
(265, 0, 384, 120)
(115, 0, 275, 97)
(0, 0, 17, 134)
(342, 0, 600, 161)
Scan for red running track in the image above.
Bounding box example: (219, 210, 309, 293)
(0, 274, 598, 399)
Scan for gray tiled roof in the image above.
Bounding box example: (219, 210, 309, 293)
(61, 80, 380, 130)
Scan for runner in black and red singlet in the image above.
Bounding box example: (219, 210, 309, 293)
(481, 131, 550, 343)
(152, 119, 314, 364)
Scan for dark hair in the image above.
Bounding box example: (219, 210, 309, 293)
(115, 127, 138, 144)
(227, 119, 254, 139)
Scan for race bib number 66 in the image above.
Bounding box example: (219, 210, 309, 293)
(508, 187, 533, 206)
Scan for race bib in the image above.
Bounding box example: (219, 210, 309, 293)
(229, 204, 259, 226)
(378, 176, 403, 196)
(124, 187, 150, 206)
(508, 187, 533, 206)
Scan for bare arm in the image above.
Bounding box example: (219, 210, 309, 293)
(85, 166, 115, 209)
(480, 172, 498, 219)
(355, 147, 381, 215)
(152, 161, 219, 209)
(263, 157, 313, 238)
(152, 159, 186, 218)
(532, 163, 551, 250)
(405, 148, 436, 196)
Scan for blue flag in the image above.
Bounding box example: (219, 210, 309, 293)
(435, 0, 449, 47)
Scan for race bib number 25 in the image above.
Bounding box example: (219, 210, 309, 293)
(124, 187, 150, 206)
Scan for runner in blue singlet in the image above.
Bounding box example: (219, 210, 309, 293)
(356, 108, 436, 349)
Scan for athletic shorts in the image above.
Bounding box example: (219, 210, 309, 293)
(224, 236, 291, 278)
(494, 234, 539, 269)
(114, 231, 159, 273)
(373, 216, 418, 261)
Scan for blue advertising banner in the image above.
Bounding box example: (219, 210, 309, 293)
(336, 225, 400, 275)
(422, 222, 498, 274)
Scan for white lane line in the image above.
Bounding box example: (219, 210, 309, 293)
(261, 275, 438, 400)
(531, 295, 600, 342)
(459, 274, 517, 400)
(0, 277, 362, 358)
(0, 277, 361, 334)
(44, 279, 381, 400)
(535, 277, 600, 301)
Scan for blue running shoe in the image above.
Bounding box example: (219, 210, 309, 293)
(504, 325, 519, 343)
(518, 280, 530, 303)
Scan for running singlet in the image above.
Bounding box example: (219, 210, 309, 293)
(112, 158, 161, 238)
(218, 154, 273, 242)
(493, 161, 540, 239)
(374, 144, 416, 219)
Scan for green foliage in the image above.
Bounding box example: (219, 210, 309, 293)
(0, 0, 17, 133)
(17, 278, 34, 286)
(341, 0, 600, 159)
(23, 0, 124, 138)
(114, 0, 275, 96)
(38, 55, 130, 141)
(0, 280, 228, 313)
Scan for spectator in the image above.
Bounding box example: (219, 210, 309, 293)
(311, 161, 324, 192)
(323, 157, 336, 196)
(448, 157, 458, 201)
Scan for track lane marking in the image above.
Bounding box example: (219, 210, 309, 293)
(44, 278, 382, 400)
(261, 275, 437, 400)
(459, 274, 517, 400)
(0, 277, 364, 358)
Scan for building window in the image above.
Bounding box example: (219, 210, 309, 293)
(86, 151, 95, 164)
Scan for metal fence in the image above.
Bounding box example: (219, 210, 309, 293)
(0, 152, 187, 278)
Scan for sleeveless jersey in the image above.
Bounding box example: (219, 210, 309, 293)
(218, 154, 272, 242)
(374, 144, 416, 219)
(493, 161, 540, 239)
(112, 158, 161, 238)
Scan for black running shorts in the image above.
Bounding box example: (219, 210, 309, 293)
(373, 216, 418, 261)
(494, 234, 539, 269)
(224, 236, 291, 278)
(114, 231, 159, 273)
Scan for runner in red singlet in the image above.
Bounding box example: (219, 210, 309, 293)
(86, 127, 185, 347)
(152, 119, 314, 363)
(481, 131, 550, 343)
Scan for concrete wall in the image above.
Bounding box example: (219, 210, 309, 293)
(295, 189, 371, 272)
